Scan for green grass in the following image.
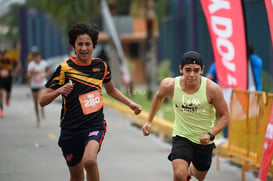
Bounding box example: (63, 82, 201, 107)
(263, 71, 273, 93)
(102, 89, 227, 139)
(102, 90, 175, 122)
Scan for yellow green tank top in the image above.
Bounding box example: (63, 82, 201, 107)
(172, 76, 216, 144)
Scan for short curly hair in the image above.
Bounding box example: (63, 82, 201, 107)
(68, 22, 99, 48)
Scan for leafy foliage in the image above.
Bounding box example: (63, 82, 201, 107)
(0, 3, 21, 45)
(158, 59, 173, 80)
(25, 0, 101, 42)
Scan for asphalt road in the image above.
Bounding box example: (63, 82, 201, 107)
(0, 84, 261, 181)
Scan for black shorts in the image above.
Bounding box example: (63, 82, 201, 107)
(168, 136, 216, 171)
(0, 76, 12, 92)
(31, 88, 41, 92)
(58, 121, 107, 167)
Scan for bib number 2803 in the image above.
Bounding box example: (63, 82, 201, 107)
(79, 90, 103, 115)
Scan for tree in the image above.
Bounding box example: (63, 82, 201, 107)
(25, 0, 101, 43)
(129, 0, 157, 100)
(0, 3, 21, 46)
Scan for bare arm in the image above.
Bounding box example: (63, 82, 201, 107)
(12, 59, 21, 77)
(39, 82, 74, 107)
(198, 80, 229, 145)
(142, 77, 174, 136)
(26, 70, 31, 84)
(104, 80, 141, 115)
(207, 80, 230, 136)
(46, 67, 51, 79)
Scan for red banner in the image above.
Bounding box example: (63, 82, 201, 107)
(200, 0, 247, 89)
(259, 105, 273, 180)
(264, 0, 273, 46)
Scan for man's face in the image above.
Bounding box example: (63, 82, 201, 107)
(179, 64, 204, 84)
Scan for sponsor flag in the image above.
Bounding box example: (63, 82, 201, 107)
(259, 105, 273, 180)
(264, 0, 273, 46)
(200, 0, 247, 89)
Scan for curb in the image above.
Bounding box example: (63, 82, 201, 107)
(103, 98, 174, 139)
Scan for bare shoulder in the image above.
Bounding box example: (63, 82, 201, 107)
(158, 77, 176, 98)
(206, 78, 223, 102)
(160, 77, 175, 89)
(206, 78, 219, 90)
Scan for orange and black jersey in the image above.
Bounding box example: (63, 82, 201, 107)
(0, 57, 14, 78)
(45, 56, 111, 129)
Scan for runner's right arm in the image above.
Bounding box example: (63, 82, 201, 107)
(142, 78, 174, 136)
(39, 82, 73, 107)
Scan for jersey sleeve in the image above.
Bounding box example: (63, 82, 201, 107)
(102, 61, 111, 83)
(27, 62, 33, 72)
(45, 64, 65, 90)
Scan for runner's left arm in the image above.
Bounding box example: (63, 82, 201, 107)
(103, 80, 141, 115)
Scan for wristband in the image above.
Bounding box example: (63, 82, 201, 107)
(208, 132, 215, 141)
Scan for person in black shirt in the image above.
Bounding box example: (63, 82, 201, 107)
(40, 22, 141, 181)
(0, 48, 20, 117)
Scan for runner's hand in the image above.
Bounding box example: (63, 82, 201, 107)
(130, 103, 142, 115)
(59, 80, 74, 96)
(142, 122, 152, 136)
(199, 134, 211, 145)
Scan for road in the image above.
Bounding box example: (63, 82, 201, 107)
(0, 84, 261, 181)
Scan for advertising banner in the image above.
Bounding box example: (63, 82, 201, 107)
(264, 0, 273, 46)
(200, 0, 247, 89)
(259, 105, 273, 180)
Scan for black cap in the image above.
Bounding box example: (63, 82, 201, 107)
(180, 51, 203, 68)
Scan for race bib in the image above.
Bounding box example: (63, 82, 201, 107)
(0, 69, 9, 78)
(79, 90, 103, 115)
(33, 73, 44, 84)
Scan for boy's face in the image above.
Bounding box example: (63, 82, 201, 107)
(74, 33, 95, 62)
(33, 54, 41, 62)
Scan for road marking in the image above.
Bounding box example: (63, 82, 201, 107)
(48, 133, 57, 140)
